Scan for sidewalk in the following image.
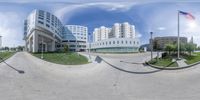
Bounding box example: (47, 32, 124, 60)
(176, 59, 188, 67)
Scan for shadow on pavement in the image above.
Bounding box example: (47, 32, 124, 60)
(95, 56, 103, 63)
(96, 56, 163, 74)
(0, 58, 25, 74)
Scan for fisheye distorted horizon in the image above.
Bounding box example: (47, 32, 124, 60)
(0, 1, 200, 47)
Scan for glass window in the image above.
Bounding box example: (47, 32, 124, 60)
(51, 15, 54, 26)
(46, 24, 50, 28)
(70, 45, 76, 47)
(38, 17, 44, 20)
(46, 12, 50, 19)
(55, 17, 57, 27)
(46, 20, 50, 23)
(38, 21, 44, 24)
(38, 10, 44, 17)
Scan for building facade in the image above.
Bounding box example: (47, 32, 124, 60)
(93, 26, 111, 42)
(109, 22, 135, 38)
(62, 25, 88, 51)
(24, 9, 88, 52)
(90, 38, 140, 53)
(151, 36, 188, 50)
(90, 22, 140, 53)
(24, 10, 63, 52)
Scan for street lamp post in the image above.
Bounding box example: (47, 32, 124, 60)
(177, 11, 180, 60)
(150, 32, 153, 61)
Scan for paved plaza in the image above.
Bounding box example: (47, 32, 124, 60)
(0, 52, 200, 100)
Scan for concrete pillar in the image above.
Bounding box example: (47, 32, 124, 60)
(25, 41, 28, 52)
(29, 38, 32, 52)
(52, 40, 55, 52)
(33, 32, 38, 52)
(45, 43, 47, 52)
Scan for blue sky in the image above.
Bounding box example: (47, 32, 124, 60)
(0, 0, 200, 47)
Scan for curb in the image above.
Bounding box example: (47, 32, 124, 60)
(0, 52, 16, 63)
(77, 52, 93, 63)
(146, 60, 200, 70)
(30, 52, 90, 65)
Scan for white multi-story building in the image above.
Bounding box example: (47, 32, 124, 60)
(24, 9, 88, 52)
(63, 25, 88, 51)
(109, 23, 120, 38)
(100, 26, 111, 40)
(93, 26, 111, 42)
(93, 28, 100, 42)
(93, 22, 136, 42)
(90, 22, 139, 53)
(24, 10, 63, 52)
(109, 22, 136, 38)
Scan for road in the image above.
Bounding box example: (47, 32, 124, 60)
(0, 52, 200, 100)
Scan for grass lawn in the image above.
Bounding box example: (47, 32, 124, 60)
(149, 58, 178, 67)
(184, 52, 200, 64)
(0, 52, 15, 61)
(32, 52, 88, 65)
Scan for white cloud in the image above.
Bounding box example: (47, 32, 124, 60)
(136, 31, 142, 38)
(0, 12, 24, 47)
(53, 2, 136, 21)
(148, 8, 200, 46)
(157, 27, 166, 31)
(87, 2, 135, 11)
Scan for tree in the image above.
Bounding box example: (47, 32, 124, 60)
(17, 46, 24, 51)
(185, 43, 196, 55)
(164, 44, 176, 55)
(63, 44, 69, 53)
(154, 41, 162, 61)
(197, 46, 200, 50)
(179, 43, 187, 54)
(10, 47, 16, 51)
(5, 47, 9, 51)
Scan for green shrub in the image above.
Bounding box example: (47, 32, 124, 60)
(149, 59, 157, 64)
(63, 44, 69, 53)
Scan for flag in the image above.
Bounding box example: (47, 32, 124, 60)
(179, 11, 195, 20)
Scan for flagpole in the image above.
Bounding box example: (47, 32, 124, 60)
(177, 11, 180, 59)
